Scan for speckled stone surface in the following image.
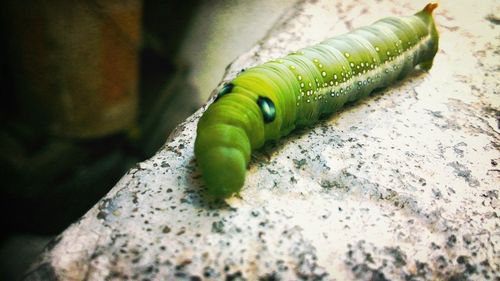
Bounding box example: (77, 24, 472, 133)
(25, 1, 499, 280)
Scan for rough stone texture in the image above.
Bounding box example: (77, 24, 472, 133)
(26, 0, 499, 280)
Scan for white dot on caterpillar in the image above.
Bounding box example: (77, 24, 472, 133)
(313, 58, 319, 63)
(344, 52, 350, 57)
(318, 64, 323, 68)
(334, 74, 338, 80)
(321, 71, 327, 77)
(323, 82, 328, 87)
(306, 99, 310, 103)
(308, 82, 312, 87)
(297, 75, 302, 81)
(300, 82, 305, 88)
(350, 62, 354, 67)
(329, 81, 334, 86)
(386, 51, 391, 55)
(289, 65, 296, 70)
(375, 46, 380, 52)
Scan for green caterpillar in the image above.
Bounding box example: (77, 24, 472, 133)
(195, 3, 439, 198)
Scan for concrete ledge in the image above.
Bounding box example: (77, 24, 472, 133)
(26, 0, 499, 280)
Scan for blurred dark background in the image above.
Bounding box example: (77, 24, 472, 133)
(0, 0, 201, 279)
(0, 0, 293, 279)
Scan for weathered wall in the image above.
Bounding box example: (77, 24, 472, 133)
(25, 0, 499, 280)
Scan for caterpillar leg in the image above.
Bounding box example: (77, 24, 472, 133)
(418, 60, 434, 71)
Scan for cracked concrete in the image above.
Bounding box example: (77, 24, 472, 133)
(25, 0, 499, 280)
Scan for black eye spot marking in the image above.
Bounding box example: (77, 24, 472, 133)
(215, 83, 234, 102)
(257, 97, 276, 123)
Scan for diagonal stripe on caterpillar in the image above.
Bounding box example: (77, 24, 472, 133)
(195, 3, 439, 198)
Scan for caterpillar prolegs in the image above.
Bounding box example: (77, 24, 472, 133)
(195, 3, 439, 198)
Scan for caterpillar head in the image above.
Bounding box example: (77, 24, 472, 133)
(195, 83, 271, 198)
(195, 130, 249, 198)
